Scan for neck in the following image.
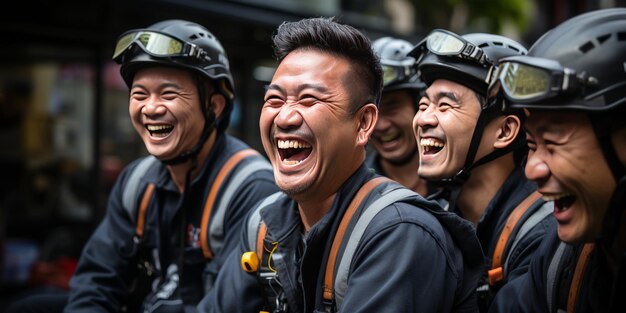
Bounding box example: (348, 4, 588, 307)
(457, 154, 515, 224)
(297, 194, 337, 231)
(380, 155, 429, 195)
(167, 130, 217, 192)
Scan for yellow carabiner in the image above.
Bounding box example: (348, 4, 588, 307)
(241, 251, 259, 272)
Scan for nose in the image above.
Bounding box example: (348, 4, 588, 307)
(525, 150, 551, 185)
(141, 97, 167, 116)
(274, 103, 303, 130)
(415, 104, 438, 130)
(375, 114, 391, 132)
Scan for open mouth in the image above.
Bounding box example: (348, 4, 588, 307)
(277, 139, 312, 165)
(146, 124, 174, 138)
(543, 193, 576, 212)
(420, 138, 444, 155)
(377, 132, 400, 144)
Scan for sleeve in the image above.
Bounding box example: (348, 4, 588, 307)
(338, 204, 467, 313)
(202, 168, 278, 289)
(197, 211, 266, 313)
(63, 168, 141, 313)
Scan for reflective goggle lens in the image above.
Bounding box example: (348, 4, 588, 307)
(427, 31, 465, 55)
(500, 62, 551, 100)
(113, 31, 185, 60)
(382, 65, 401, 86)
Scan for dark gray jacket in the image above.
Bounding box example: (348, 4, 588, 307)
(65, 134, 278, 313)
(199, 164, 483, 313)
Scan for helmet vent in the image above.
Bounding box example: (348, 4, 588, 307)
(579, 41, 595, 53)
(618, 32, 626, 41)
(597, 33, 611, 44)
(493, 41, 504, 46)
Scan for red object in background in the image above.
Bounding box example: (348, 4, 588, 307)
(29, 257, 78, 290)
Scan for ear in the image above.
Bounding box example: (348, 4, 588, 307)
(209, 93, 226, 119)
(355, 103, 378, 146)
(493, 114, 521, 149)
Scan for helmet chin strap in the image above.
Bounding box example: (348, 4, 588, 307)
(437, 104, 525, 212)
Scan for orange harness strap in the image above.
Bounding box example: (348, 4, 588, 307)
(488, 191, 543, 285)
(323, 176, 391, 302)
(136, 183, 156, 238)
(256, 222, 268, 262)
(200, 148, 259, 259)
(567, 243, 595, 313)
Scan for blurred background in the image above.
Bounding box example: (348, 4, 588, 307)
(0, 0, 624, 309)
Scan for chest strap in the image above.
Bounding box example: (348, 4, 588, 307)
(488, 191, 543, 285)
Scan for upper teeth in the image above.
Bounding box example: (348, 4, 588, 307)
(542, 193, 574, 201)
(147, 124, 172, 131)
(278, 139, 311, 149)
(420, 138, 444, 148)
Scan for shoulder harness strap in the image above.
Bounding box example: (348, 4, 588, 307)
(567, 243, 595, 313)
(122, 155, 159, 239)
(488, 191, 543, 285)
(323, 177, 391, 303)
(503, 200, 553, 273)
(331, 185, 417, 310)
(547, 241, 568, 313)
(200, 148, 269, 259)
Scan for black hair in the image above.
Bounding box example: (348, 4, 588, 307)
(272, 17, 383, 115)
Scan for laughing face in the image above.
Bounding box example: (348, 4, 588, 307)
(129, 67, 205, 161)
(412, 79, 481, 180)
(371, 90, 418, 165)
(260, 49, 372, 201)
(524, 110, 615, 244)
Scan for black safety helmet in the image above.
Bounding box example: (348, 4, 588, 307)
(113, 19, 235, 164)
(410, 31, 528, 190)
(413, 32, 527, 99)
(372, 37, 425, 94)
(500, 8, 626, 114)
(495, 8, 626, 246)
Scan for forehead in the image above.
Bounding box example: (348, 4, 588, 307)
(424, 79, 476, 101)
(381, 89, 412, 104)
(271, 49, 351, 85)
(525, 110, 590, 134)
(134, 66, 194, 84)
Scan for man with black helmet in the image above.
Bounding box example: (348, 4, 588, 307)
(9, 19, 279, 313)
(367, 37, 432, 196)
(410, 30, 556, 311)
(489, 8, 626, 312)
(197, 17, 482, 313)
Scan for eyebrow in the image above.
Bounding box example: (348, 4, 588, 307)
(131, 82, 181, 90)
(265, 83, 330, 94)
(423, 91, 460, 103)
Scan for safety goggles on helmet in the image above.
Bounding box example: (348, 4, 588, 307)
(112, 30, 208, 62)
(381, 64, 417, 87)
(412, 29, 493, 68)
(489, 55, 598, 103)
